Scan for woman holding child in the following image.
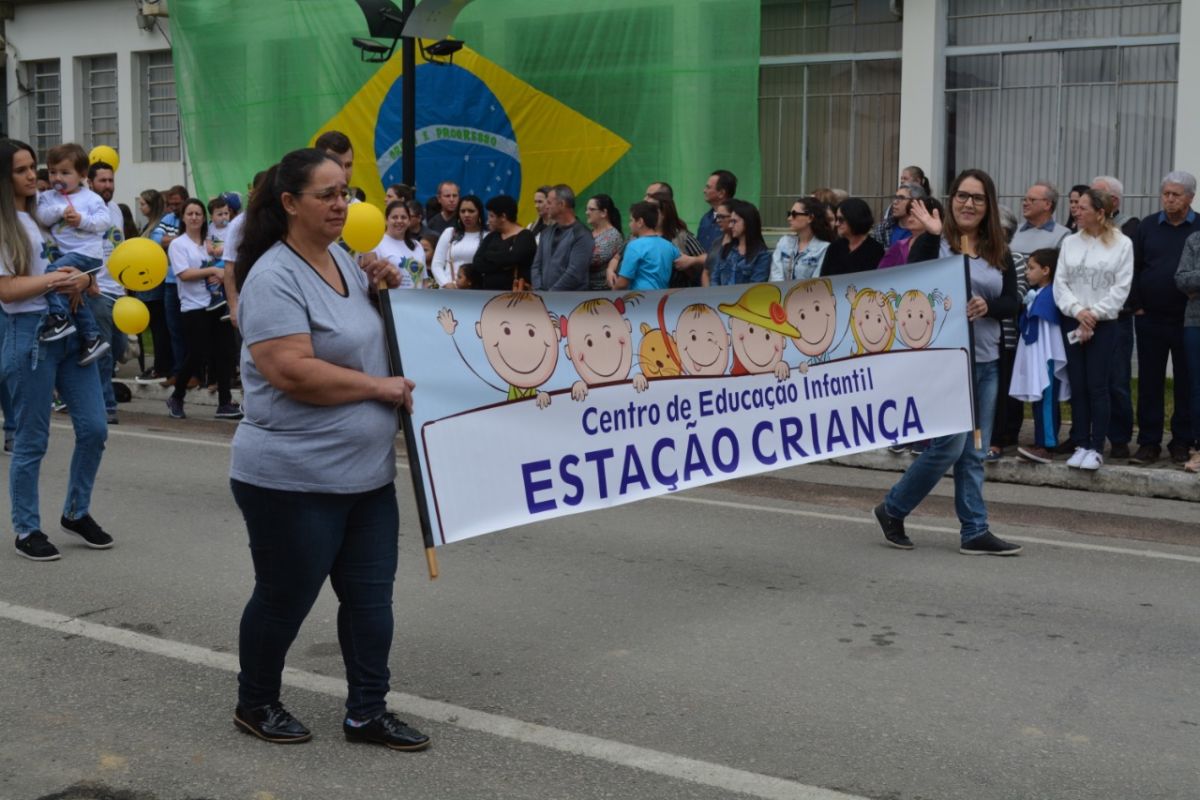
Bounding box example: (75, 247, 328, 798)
(0, 138, 112, 561)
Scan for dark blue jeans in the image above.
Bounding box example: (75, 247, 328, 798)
(1135, 314, 1192, 447)
(46, 252, 101, 340)
(1062, 318, 1117, 451)
(232, 480, 399, 720)
(1106, 314, 1134, 446)
(163, 281, 186, 377)
(1185, 327, 1200, 448)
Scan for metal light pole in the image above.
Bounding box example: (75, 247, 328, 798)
(401, 0, 416, 188)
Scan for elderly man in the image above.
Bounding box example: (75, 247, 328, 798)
(530, 184, 593, 291)
(1087, 175, 1140, 459)
(1129, 171, 1200, 465)
(1010, 182, 1070, 254)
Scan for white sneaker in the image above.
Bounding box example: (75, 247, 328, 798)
(1080, 449, 1103, 471)
(1066, 447, 1088, 468)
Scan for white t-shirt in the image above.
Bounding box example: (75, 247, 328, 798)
(430, 228, 481, 288)
(35, 186, 110, 260)
(374, 235, 426, 289)
(168, 234, 214, 312)
(222, 213, 245, 264)
(96, 199, 125, 298)
(0, 211, 51, 314)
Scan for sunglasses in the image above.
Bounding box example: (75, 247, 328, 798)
(786, 210, 811, 218)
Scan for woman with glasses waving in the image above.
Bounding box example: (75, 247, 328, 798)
(229, 148, 429, 751)
(770, 197, 834, 281)
(821, 197, 886, 276)
(873, 168, 1023, 556)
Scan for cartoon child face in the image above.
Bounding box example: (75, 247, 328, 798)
(565, 300, 634, 385)
(784, 280, 836, 358)
(896, 291, 935, 349)
(851, 292, 895, 354)
(475, 294, 560, 389)
(674, 306, 729, 376)
(729, 317, 787, 374)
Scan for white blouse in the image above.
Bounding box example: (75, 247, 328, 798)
(430, 228, 482, 288)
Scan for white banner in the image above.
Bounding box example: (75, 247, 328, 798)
(385, 257, 975, 545)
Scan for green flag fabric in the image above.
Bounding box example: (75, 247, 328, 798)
(169, 0, 761, 226)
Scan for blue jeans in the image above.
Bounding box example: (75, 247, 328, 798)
(232, 479, 399, 720)
(45, 252, 102, 340)
(163, 281, 186, 377)
(0, 309, 15, 439)
(884, 359, 998, 543)
(1063, 317, 1117, 451)
(1135, 314, 1191, 447)
(3, 313, 107, 536)
(86, 294, 119, 414)
(1107, 314, 1134, 445)
(1185, 327, 1200, 448)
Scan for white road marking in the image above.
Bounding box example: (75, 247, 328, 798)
(58, 424, 1199, 563)
(0, 599, 866, 800)
(664, 496, 1200, 565)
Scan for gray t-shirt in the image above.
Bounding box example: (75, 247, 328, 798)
(939, 239, 1003, 363)
(230, 241, 397, 493)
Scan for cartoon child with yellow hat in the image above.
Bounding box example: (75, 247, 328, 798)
(718, 284, 799, 380)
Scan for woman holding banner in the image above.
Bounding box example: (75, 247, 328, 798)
(229, 148, 429, 751)
(873, 168, 1023, 556)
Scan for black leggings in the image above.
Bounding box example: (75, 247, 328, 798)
(172, 308, 234, 405)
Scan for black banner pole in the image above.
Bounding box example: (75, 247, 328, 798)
(962, 253, 981, 450)
(378, 284, 439, 580)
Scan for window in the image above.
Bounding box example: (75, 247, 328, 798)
(948, 0, 1180, 47)
(762, 0, 902, 57)
(27, 60, 62, 158)
(80, 55, 118, 148)
(137, 50, 180, 162)
(760, 59, 901, 223)
(945, 44, 1179, 219)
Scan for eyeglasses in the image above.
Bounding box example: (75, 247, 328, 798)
(890, 194, 910, 202)
(295, 186, 351, 204)
(953, 191, 987, 206)
(786, 210, 811, 218)
(714, 213, 731, 221)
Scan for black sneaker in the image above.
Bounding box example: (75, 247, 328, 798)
(78, 337, 111, 367)
(60, 514, 114, 549)
(234, 703, 312, 744)
(959, 531, 1022, 556)
(15, 531, 61, 561)
(874, 503, 913, 550)
(166, 396, 186, 419)
(1053, 440, 1078, 455)
(3, 438, 12, 456)
(214, 403, 243, 420)
(206, 297, 228, 312)
(1130, 444, 1160, 465)
(343, 712, 430, 751)
(1168, 443, 1190, 464)
(887, 443, 908, 454)
(39, 314, 76, 342)
(1108, 442, 1130, 460)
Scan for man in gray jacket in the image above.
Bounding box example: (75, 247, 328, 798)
(531, 184, 593, 291)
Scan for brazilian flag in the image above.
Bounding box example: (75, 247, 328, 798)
(169, 0, 761, 225)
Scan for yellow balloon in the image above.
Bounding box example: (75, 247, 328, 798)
(113, 296, 150, 335)
(342, 202, 386, 252)
(108, 237, 168, 291)
(89, 145, 120, 173)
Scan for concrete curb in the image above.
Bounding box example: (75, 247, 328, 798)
(830, 449, 1200, 503)
(116, 377, 1196, 502)
(116, 378, 240, 409)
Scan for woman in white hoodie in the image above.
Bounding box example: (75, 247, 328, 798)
(1053, 188, 1133, 470)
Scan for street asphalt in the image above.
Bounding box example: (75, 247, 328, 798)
(0, 405, 1197, 800)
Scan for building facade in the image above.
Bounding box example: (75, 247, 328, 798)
(1, 0, 188, 213)
(761, 0, 1200, 222)
(3, 0, 1197, 225)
